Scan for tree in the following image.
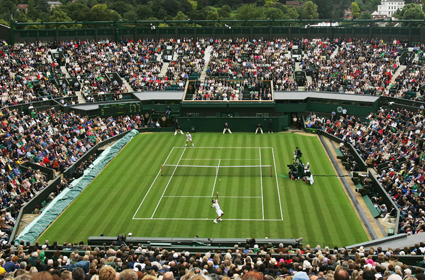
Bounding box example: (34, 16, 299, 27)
(180, 0, 193, 14)
(37, 0, 50, 13)
(398, 3, 425, 25)
(89, 4, 121, 21)
(173, 10, 189, 25)
(49, 9, 82, 28)
(207, 10, 219, 26)
(235, 4, 265, 21)
(300, 1, 318, 19)
(351, 2, 361, 18)
(187, 8, 208, 20)
(59, 3, 91, 21)
(218, 5, 231, 18)
(124, 10, 138, 20)
(163, 0, 180, 17)
(136, 5, 153, 19)
(358, 11, 372, 19)
(284, 5, 299, 19)
(107, 2, 134, 18)
(24, 18, 45, 29)
(313, 0, 333, 19)
(0, 19, 9, 26)
(265, 7, 285, 19)
(196, 0, 203, 9)
(27, 0, 38, 20)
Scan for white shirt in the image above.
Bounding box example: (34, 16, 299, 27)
(212, 201, 221, 212)
(186, 133, 192, 140)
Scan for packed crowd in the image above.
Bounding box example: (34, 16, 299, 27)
(1, 38, 425, 105)
(0, 43, 72, 107)
(301, 38, 425, 99)
(0, 241, 423, 280)
(312, 107, 425, 235)
(191, 78, 272, 101)
(0, 105, 146, 241)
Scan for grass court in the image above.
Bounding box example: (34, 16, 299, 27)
(39, 132, 368, 247)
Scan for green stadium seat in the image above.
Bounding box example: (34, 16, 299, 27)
(388, 227, 394, 236)
(362, 195, 381, 218)
(335, 148, 343, 158)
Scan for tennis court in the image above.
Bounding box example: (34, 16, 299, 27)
(38, 132, 368, 246)
(133, 147, 282, 221)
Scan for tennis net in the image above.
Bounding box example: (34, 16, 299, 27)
(161, 164, 273, 177)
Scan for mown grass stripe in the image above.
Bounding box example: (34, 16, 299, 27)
(38, 133, 368, 246)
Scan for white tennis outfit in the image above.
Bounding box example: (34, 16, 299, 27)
(186, 133, 192, 141)
(212, 201, 223, 216)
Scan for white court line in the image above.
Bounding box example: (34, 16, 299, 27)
(133, 218, 283, 221)
(272, 147, 284, 220)
(211, 159, 221, 197)
(151, 148, 186, 219)
(259, 148, 264, 220)
(163, 196, 262, 198)
(174, 147, 273, 149)
(132, 147, 176, 219)
(180, 159, 260, 161)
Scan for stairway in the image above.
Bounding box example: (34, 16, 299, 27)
(158, 62, 169, 78)
(330, 46, 339, 59)
(386, 65, 406, 91)
(121, 78, 133, 93)
(200, 46, 213, 81)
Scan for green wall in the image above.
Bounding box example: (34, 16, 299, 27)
(178, 116, 289, 132)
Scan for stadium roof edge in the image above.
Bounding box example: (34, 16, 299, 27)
(274, 91, 380, 102)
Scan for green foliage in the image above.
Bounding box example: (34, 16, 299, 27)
(24, 18, 45, 29)
(264, 0, 274, 6)
(136, 5, 153, 20)
(206, 9, 219, 22)
(218, 5, 231, 18)
(313, 0, 333, 19)
(196, 0, 204, 9)
(265, 7, 285, 19)
(49, 9, 83, 28)
(173, 11, 189, 26)
(123, 10, 138, 21)
(59, 3, 91, 21)
(107, 2, 134, 18)
(90, 4, 121, 21)
(235, 4, 265, 21)
(397, 3, 425, 25)
(37, 0, 50, 13)
(281, 5, 299, 19)
(358, 11, 372, 19)
(300, 1, 318, 19)
(180, 0, 193, 14)
(187, 8, 208, 20)
(0, 19, 9, 26)
(351, 2, 361, 18)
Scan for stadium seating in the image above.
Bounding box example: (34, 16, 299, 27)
(1, 38, 425, 280)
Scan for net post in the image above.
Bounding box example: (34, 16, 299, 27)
(271, 165, 273, 177)
(161, 165, 163, 176)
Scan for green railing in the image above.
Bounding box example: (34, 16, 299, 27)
(6, 18, 425, 44)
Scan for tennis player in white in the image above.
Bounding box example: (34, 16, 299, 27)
(211, 191, 224, 223)
(185, 132, 194, 146)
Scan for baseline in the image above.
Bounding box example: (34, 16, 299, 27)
(174, 147, 273, 149)
(133, 218, 283, 221)
(163, 196, 262, 198)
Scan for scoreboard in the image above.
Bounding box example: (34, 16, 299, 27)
(99, 102, 142, 116)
